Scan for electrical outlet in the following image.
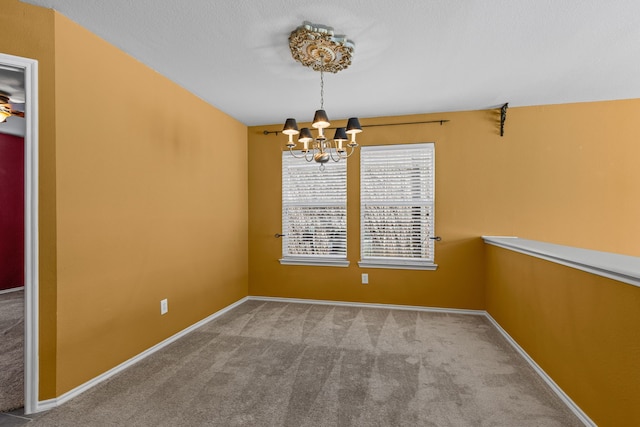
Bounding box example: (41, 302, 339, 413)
(362, 273, 369, 284)
(160, 299, 168, 315)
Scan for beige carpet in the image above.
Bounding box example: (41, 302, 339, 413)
(0, 289, 24, 413)
(31, 300, 583, 426)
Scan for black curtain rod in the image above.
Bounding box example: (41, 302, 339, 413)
(262, 119, 450, 135)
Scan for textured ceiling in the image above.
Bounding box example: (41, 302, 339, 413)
(17, 0, 640, 126)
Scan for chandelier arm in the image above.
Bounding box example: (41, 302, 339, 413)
(334, 149, 346, 161)
(339, 145, 357, 159)
(288, 148, 308, 159)
(326, 141, 343, 162)
(304, 149, 315, 162)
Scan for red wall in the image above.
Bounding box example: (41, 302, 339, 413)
(0, 132, 24, 290)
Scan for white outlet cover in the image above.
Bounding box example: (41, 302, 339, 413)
(160, 299, 168, 315)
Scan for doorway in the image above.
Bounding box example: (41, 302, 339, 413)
(0, 53, 39, 415)
(0, 130, 25, 413)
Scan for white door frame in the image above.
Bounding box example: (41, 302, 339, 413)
(0, 52, 39, 415)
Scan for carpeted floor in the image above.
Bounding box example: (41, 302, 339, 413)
(0, 289, 24, 413)
(30, 300, 583, 426)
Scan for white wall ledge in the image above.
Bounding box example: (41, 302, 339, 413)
(358, 260, 438, 271)
(279, 257, 350, 267)
(482, 236, 640, 288)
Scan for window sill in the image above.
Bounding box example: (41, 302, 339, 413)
(279, 257, 350, 267)
(482, 236, 640, 288)
(358, 260, 438, 271)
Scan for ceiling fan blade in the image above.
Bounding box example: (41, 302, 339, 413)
(0, 94, 25, 119)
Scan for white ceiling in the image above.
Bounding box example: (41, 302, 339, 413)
(17, 0, 640, 126)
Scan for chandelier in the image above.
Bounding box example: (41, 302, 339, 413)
(282, 23, 363, 167)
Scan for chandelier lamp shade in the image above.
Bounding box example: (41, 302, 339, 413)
(282, 23, 363, 166)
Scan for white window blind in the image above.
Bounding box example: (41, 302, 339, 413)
(281, 152, 348, 266)
(359, 143, 436, 270)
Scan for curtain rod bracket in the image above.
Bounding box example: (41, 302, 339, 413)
(500, 103, 508, 137)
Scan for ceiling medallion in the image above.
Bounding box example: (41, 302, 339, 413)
(288, 22, 354, 73)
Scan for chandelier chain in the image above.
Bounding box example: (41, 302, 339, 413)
(319, 61, 324, 109)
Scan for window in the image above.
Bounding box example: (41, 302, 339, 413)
(280, 152, 348, 266)
(359, 143, 436, 270)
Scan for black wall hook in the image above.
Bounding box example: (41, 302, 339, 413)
(500, 103, 508, 137)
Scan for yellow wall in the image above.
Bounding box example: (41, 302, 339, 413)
(1, 0, 58, 399)
(52, 16, 248, 395)
(2, 0, 248, 399)
(480, 99, 640, 424)
(248, 98, 640, 308)
(489, 100, 640, 256)
(486, 246, 640, 426)
(249, 112, 490, 309)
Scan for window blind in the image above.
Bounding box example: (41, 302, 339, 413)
(360, 143, 435, 264)
(282, 152, 347, 259)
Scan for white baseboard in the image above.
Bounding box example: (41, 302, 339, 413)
(34, 296, 249, 413)
(0, 286, 24, 295)
(484, 313, 596, 427)
(248, 295, 486, 316)
(33, 295, 594, 427)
